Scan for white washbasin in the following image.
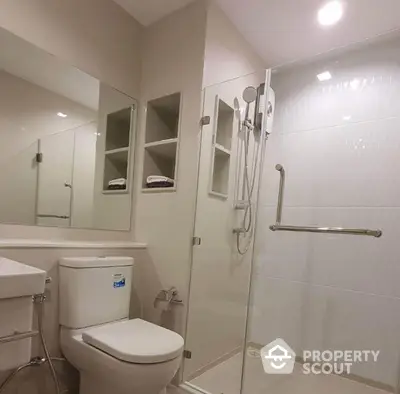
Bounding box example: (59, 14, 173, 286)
(0, 257, 46, 299)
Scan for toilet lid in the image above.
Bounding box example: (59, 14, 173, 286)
(82, 319, 184, 364)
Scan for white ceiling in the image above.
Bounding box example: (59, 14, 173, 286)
(113, 0, 195, 26)
(215, 0, 400, 67)
(114, 0, 400, 68)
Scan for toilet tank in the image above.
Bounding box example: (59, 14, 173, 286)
(59, 257, 134, 329)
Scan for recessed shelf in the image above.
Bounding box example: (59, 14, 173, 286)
(215, 99, 234, 150)
(209, 190, 228, 200)
(102, 189, 129, 195)
(144, 138, 178, 159)
(141, 187, 177, 193)
(105, 147, 129, 156)
(211, 153, 230, 196)
(102, 106, 134, 193)
(145, 93, 181, 144)
(142, 92, 181, 192)
(105, 107, 132, 151)
(209, 96, 233, 198)
(215, 143, 231, 156)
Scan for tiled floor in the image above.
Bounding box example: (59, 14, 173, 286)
(189, 352, 390, 394)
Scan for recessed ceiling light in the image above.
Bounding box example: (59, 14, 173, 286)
(350, 78, 360, 90)
(318, 1, 344, 27)
(57, 112, 67, 118)
(317, 71, 332, 82)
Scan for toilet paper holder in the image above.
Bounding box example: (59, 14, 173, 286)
(154, 287, 183, 307)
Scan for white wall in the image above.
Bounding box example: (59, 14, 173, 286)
(202, 1, 265, 88)
(250, 35, 400, 388)
(0, 0, 142, 241)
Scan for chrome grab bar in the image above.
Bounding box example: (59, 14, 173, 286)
(269, 164, 383, 238)
(270, 224, 382, 238)
(0, 330, 39, 345)
(37, 214, 69, 219)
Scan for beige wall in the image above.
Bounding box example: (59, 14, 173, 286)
(202, 1, 265, 88)
(133, 0, 208, 340)
(0, 0, 142, 241)
(0, 0, 142, 98)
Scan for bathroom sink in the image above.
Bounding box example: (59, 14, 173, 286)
(0, 257, 46, 299)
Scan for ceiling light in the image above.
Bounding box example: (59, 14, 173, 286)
(350, 78, 360, 90)
(317, 71, 332, 82)
(57, 112, 67, 118)
(318, 1, 344, 26)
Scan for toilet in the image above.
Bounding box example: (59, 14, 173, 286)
(59, 256, 184, 394)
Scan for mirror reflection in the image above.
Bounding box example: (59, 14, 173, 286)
(0, 28, 136, 231)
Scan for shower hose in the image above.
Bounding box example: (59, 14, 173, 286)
(236, 116, 261, 255)
(0, 294, 63, 394)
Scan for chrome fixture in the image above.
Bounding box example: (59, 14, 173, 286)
(37, 214, 70, 219)
(234, 84, 264, 254)
(269, 164, 383, 238)
(154, 287, 183, 307)
(0, 293, 61, 394)
(0, 330, 39, 345)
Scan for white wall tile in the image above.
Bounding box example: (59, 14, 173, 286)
(250, 34, 400, 388)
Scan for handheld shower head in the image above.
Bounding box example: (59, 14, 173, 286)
(242, 86, 257, 104)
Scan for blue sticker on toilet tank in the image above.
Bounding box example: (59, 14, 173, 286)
(113, 274, 126, 288)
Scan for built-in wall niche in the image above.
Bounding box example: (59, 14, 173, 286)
(210, 97, 233, 199)
(142, 92, 181, 192)
(103, 106, 134, 194)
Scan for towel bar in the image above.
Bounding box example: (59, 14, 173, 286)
(270, 164, 382, 238)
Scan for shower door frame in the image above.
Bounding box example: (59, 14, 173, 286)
(179, 69, 272, 394)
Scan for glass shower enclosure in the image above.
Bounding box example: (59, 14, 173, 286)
(182, 29, 400, 394)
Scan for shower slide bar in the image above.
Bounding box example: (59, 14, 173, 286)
(269, 164, 383, 238)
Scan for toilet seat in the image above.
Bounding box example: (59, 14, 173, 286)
(82, 318, 184, 364)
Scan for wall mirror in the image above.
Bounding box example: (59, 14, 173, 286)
(0, 27, 137, 231)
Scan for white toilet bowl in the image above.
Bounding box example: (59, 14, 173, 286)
(61, 319, 184, 394)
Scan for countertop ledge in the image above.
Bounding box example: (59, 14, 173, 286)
(0, 239, 147, 249)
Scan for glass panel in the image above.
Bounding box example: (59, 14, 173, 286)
(183, 71, 266, 394)
(243, 32, 400, 394)
(36, 130, 74, 227)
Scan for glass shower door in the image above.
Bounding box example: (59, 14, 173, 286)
(36, 129, 74, 227)
(242, 32, 400, 394)
(182, 71, 266, 394)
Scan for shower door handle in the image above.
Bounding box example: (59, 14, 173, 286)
(269, 164, 382, 238)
